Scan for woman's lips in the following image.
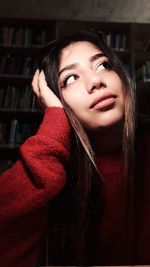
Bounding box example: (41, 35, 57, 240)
(92, 97, 116, 110)
(90, 93, 116, 111)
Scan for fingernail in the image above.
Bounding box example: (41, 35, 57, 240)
(36, 69, 40, 74)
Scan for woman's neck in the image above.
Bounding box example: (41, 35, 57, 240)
(88, 123, 123, 156)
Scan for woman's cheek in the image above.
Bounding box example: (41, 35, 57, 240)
(62, 85, 84, 106)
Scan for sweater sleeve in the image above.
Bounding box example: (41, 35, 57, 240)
(0, 107, 71, 228)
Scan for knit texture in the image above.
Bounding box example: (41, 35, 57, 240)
(0, 107, 71, 267)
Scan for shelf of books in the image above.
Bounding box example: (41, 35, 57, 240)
(56, 20, 131, 56)
(0, 18, 56, 171)
(0, 18, 150, 172)
(132, 23, 150, 120)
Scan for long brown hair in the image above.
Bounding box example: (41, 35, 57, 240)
(41, 30, 135, 265)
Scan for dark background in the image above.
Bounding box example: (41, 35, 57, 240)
(0, 0, 150, 22)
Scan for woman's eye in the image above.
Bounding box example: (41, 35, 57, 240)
(63, 74, 78, 87)
(66, 75, 75, 85)
(97, 61, 111, 71)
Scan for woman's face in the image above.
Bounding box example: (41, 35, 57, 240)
(59, 41, 125, 131)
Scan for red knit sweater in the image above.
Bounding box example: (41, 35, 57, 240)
(0, 107, 150, 266)
(0, 107, 71, 267)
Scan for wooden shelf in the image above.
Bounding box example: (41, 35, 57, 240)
(136, 81, 150, 94)
(134, 52, 150, 67)
(139, 114, 150, 131)
(0, 74, 32, 85)
(0, 108, 43, 122)
(140, 114, 150, 120)
(0, 45, 46, 56)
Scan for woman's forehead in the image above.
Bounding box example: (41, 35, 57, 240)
(60, 41, 103, 66)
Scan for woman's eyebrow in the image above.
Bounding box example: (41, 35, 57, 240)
(59, 53, 106, 77)
(59, 63, 78, 76)
(90, 52, 105, 62)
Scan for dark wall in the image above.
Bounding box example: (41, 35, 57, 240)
(0, 0, 150, 22)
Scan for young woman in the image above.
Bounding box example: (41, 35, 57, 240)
(0, 30, 150, 267)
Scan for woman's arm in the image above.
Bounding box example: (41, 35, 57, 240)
(0, 107, 71, 227)
(0, 71, 71, 267)
(0, 71, 71, 228)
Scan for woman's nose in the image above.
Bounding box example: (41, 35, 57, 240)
(86, 71, 107, 93)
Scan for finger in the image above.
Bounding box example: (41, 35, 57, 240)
(38, 70, 50, 92)
(32, 69, 40, 96)
(38, 70, 63, 108)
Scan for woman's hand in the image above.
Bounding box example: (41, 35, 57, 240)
(32, 69, 63, 110)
